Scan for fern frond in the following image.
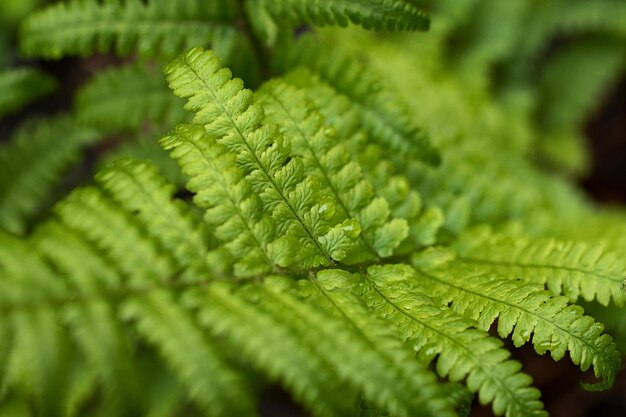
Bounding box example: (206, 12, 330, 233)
(358, 264, 546, 417)
(274, 68, 443, 249)
(248, 0, 430, 31)
(54, 187, 176, 286)
(3, 2, 625, 415)
(0, 117, 99, 235)
(357, 143, 445, 248)
(276, 38, 440, 167)
(95, 159, 211, 280)
(301, 270, 457, 417)
(4, 160, 260, 415)
(165, 47, 360, 268)
(121, 290, 256, 416)
(20, 0, 237, 58)
(2, 198, 155, 414)
(62, 302, 136, 413)
(0, 233, 75, 413)
(278, 68, 363, 148)
(161, 124, 276, 277)
(412, 248, 621, 391)
(6, 308, 70, 413)
(75, 63, 188, 132)
(33, 221, 121, 292)
(53, 161, 207, 285)
(0, 68, 55, 117)
(453, 228, 626, 306)
(192, 275, 453, 417)
(31, 223, 137, 414)
(255, 79, 409, 260)
(188, 282, 359, 417)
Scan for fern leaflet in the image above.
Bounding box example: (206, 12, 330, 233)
(276, 38, 441, 167)
(412, 247, 621, 391)
(299, 271, 457, 417)
(75, 64, 188, 132)
(20, 0, 237, 58)
(187, 282, 360, 417)
(0, 117, 99, 235)
(121, 290, 256, 416)
(453, 227, 626, 306)
(161, 124, 276, 277)
(277, 67, 441, 249)
(95, 159, 212, 279)
(248, 0, 430, 31)
(358, 264, 547, 417)
(255, 79, 409, 260)
(165, 47, 361, 268)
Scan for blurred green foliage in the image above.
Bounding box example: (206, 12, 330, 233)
(0, 1, 625, 416)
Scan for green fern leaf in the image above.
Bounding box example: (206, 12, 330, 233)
(161, 124, 276, 277)
(255, 79, 409, 260)
(188, 282, 359, 417)
(32, 223, 137, 414)
(165, 47, 360, 268)
(54, 187, 176, 286)
(0, 117, 99, 235)
(276, 39, 440, 167)
(248, 0, 430, 31)
(23, 165, 256, 415)
(63, 302, 136, 413)
(413, 248, 622, 391)
(359, 264, 546, 417)
(75, 63, 188, 132)
(33, 221, 121, 292)
(121, 290, 256, 416)
(301, 270, 457, 417)
(6, 309, 69, 413)
(20, 0, 237, 58)
(2, 2, 625, 415)
(278, 68, 440, 249)
(0, 234, 72, 414)
(0, 68, 55, 117)
(195, 274, 454, 417)
(95, 159, 211, 280)
(453, 227, 626, 306)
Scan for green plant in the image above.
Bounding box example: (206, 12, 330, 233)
(1, 1, 625, 416)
